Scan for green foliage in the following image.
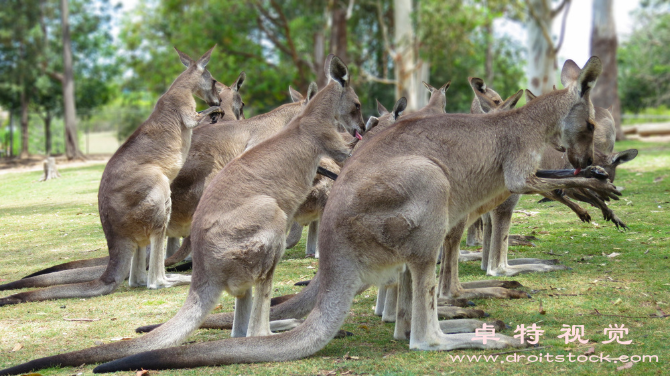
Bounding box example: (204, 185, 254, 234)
(618, 3, 670, 113)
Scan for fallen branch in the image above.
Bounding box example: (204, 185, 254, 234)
(64, 317, 100, 322)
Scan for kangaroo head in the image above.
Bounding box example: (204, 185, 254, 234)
(600, 149, 638, 182)
(376, 97, 407, 129)
(215, 72, 245, 120)
(468, 77, 505, 114)
(468, 78, 522, 115)
(174, 46, 221, 107)
(422, 81, 451, 113)
(557, 57, 603, 170)
(325, 54, 365, 139)
(289, 82, 318, 105)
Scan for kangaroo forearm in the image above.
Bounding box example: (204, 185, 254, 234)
(541, 191, 591, 223)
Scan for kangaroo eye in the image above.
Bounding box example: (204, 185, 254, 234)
(586, 121, 595, 132)
(355, 103, 361, 110)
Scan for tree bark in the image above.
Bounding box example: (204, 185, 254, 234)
(39, 156, 61, 182)
(19, 86, 30, 159)
(394, 0, 428, 111)
(8, 109, 14, 157)
(60, 0, 84, 160)
(484, 21, 494, 84)
(590, 0, 624, 140)
(526, 0, 556, 95)
(44, 108, 52, 156)
(314, 31, 327, 88)
(330, 6, 348, 64)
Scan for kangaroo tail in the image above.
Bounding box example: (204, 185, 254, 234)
(0, 278, 223, 375)
(94, 266, 359, 373)
(135, 270, 322, 333)
(0, 241, 134, 305)
(164, 236, 191, 266)
(0, 265, 106, 291)
(21, 256, 110, 279)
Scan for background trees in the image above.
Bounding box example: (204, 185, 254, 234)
(1, 0, 666, 158)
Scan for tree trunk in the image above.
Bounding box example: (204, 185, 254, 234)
(8, 110, 14, 157)
(60, 0, 84, 160)
(19, 87, 29, 159)
(526, 0, 557, 95)
(314, 31, 327, 88)
(330, 6, 348, 64)
(484, 21, 494, 84)
(394, 0, 427, 111)
(39, 156, 61, 182)
(44, 109, 52, 156)
(590, 0, 624, 140)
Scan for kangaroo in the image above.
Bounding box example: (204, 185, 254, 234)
(62, 57, 623, 373)
(291, 82, 447, 258)
(470, 75, 637, 279)
(0, 55, 366, 375)
(158, 83, 319, 269)
(4, 72, 246, 286)
(0, 47, 223, 306)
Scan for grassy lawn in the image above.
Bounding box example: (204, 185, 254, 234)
(0, 139, 668, 375)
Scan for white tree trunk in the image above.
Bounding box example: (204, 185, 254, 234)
(591, 0, 624, 140)
(394, 0, 428, 110)
(526, 0, 556, 95)
(61, 0, 83, 160)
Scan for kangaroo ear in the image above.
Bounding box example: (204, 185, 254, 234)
(289, 86, 304, 102)
(392, 97, 407, 120)
(174, 47, 194, 68)
(423, 81, 436, 93)
(439, 81, 451, 94)
(576, 56, 603, 97)
(611, 149, 638, 165)
(560, 59, 581, 87)
(196, 45, 216, 70)
(306, 82, 318, 102)
(365, 116, 379, 131)
(232, 72, 245, 92)
(525, 89, 537, 102)
(500, 90, 524, 110)
(327, 55, 349, 87)
(377, 99, 389, 116)
(468, 77, 487, 94)
(606, 105, 614, 114)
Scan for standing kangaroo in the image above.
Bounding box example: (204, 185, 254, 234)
(0, 54, 366, 375)
(66, 57, 623, 373)
(160, 83, 319, 268)
(2, 72, 246, 287)
(0, 47, 223, 305)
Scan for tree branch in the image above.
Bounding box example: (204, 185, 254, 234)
(525, 0, 555, 49)
(361, 69, 397, 85)
(551, 0, 571, 19)
(554, 0, 571, 53)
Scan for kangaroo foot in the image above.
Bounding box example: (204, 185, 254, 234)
(437, 306, 487, 319)
(165, 261, 193, 272)
(411, 332, 528, 351)
(440, 319, 506, 334)
(487, 263, 569, 277)
(269, 319, 303, 332)
(446, 286, 529, 300)
(459, 250, 483, 262)
(136, 323, 162, 333)
(460, 280, 523, 289)
(437, 297, 475, 308)
(508, 258, 559, 266)
(147, 273, 191, 289)
(0, 296, 24, 306)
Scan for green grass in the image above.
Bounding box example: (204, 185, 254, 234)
(0, 140, 668, 375)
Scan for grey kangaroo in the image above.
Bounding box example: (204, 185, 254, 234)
(69, 56, 621, 373)
(0, 54, 366, 375)
(0, 47, 223, 305)
(2, 71, 246, 287)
